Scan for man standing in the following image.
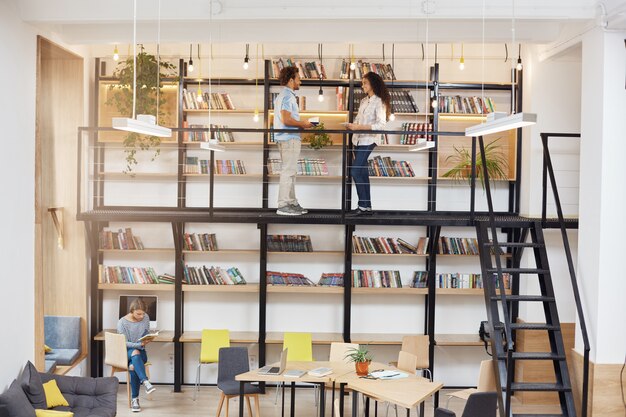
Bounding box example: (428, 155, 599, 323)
(273, 66, 312, 216)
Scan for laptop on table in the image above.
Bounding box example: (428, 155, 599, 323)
(257, 348, 288, 375)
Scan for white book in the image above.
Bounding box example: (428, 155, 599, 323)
(284, 370, 306, 378)
(308, 367, 333, 377)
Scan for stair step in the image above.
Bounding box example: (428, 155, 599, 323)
(483, 242, 545, 248)
(508, 382, 571, 392)
(487, 268, 550, 275)
(499, 352, 566, 360)
(491, 295, 555, 302)
(496, 323, 560, 331)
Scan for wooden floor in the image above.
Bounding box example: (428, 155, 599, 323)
(115, 385, 564, 417)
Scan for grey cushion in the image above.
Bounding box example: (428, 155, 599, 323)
(45, 349, 80, 366)
(217, 381, 262, 396)
(0, 405, 9, 417)
(19, 361, 46, 409)
(40, 374, 118, 417)
(44, 316, 81, 349)
(0, 380, 36, 417)
(44, 360, 57, 374)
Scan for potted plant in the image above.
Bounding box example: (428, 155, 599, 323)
(303, 122, 333, 150)
(345, 346, 373, 376)
(442, 138, 510, 188)
(106, 45, 178, 172)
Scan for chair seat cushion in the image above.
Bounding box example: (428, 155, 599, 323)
(44, 361, 58, 374)
(217, 382, 261, 396)
(45, 349, 80, 366)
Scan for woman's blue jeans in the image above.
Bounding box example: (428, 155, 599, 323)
(351, 144, 376, 209)
(127, 348, 148, 399)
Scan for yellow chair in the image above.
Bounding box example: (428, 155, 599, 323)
(104, 332, 151, 408)
(276, 333, 313, 404)
(194, 329, 230, 401)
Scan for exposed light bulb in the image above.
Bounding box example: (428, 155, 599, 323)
(318, 88, 324, 102)
(516, 58, 523, 71)
(350, 61, 356, 71)
(196, 86, 203, 103)
(188, 59, 194, 73)
(432, 98, 438, 108)
(459, 56, 465, 70)
(389, 113, 396, 121)
(253, 110, 260, 122)
(113, 45, 119, 61)
(243, 58, 249, 70)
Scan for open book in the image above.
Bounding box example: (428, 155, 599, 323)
(138, 330, 160, 342)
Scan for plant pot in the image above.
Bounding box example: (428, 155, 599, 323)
(355, 361, 370, 376)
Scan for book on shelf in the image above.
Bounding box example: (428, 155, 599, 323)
(266, 271, 315, 286)
(412, 237, 503, 255)
(270, 58, 327, 80)
(182, 90, 236, 111)
(438, 96, 495, 114)
(352, 236, 417, 254)
(267, 235, 313, 252)
(339, 59, 396, 80)
(99, 228, 144, 250)
(267, 158, 329, 176)
(318, 273, 344, 287)
(351, 270, 403, 288)
(411, 271, 428, 288)
(157, 274, 176, 285)
(184, 158, 247, 175)
(183, 122, 235, 143)
(184, 233, 218, 251)
(99, 266, 168, 284)
(399, 123, 433, 145)
(367, 156, 415, 177)
(183, 265, 247, 285)
(390, 90, 420, 113)
(409, 271, 511, 290)
(269, 93, 306, 111)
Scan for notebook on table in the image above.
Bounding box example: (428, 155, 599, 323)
(257, 348, 288, 375)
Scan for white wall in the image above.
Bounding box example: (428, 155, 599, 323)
(0, 0, 37, 389)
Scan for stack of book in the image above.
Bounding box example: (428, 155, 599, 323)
(270, 93, 306, 111)
(270, 58, 327, 79)
(411, 272, 511, 290)
(340, 60, 396, 80)
(318, 273, 344, 287)
(351, 270, 403, 288)
(183, 265, 247, 285)
(183, 123, 235, 143)
(184, 233, 218, 251)
(267, 235, 313, 252)
(157, 274, 176, 285)
(399, 123, 433, 145)
(182, 90, 236, 110)
(267, 159, 329, 176)
(99, 228, 145, 250)
(99, 266, 165, 284)
(410, 271, 428, 288)
(368, 156, 415, 177)
(438, 96, 495, 114)
(352, 236, 417, 254)
(267, 271, 315, 286)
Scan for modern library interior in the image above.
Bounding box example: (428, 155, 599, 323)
(1, 0, 625, 417)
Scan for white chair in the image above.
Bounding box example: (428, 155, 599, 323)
(104, 332, 151, 408)
(446, 360, 496, 407)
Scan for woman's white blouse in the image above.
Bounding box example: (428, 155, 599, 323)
(353, 95, 387, 146)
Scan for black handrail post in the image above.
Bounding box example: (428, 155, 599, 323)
(541, 133, 548, 225)
(209, 149, 215, 218)
(470, 136, 477, 221)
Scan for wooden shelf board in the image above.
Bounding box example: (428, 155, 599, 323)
(269, 110, 348, 116)
(180, 331, 259, 344)
(267, 251, 343, 256)
(53, 353, 89, 375)
(267, 174, 341, 181)
(267, 285, 343, 294)
(184, 109, 257, 114)
(182, 249, 258, 255)
(99, 172, 178, 180)
(94, 330, 175, 343)
(369, 176, 430, 182)
(184, 173, 263, 178)
(97, 283, 175, 291)
(265, 332, 344, 345)
(436, 288, 509, 295)
(182, 284, 260, 293)
(99, 248, 174, 254)
(184, 141, 263, 148)
(435, 334, 483, 346)
(391, 113, 433, 117)
(351, 287, 427, 295)
(353, 252, 428, 257)
(350, 333, 405, 345)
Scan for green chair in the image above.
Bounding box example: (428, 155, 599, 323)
(193, 329, 230, 401)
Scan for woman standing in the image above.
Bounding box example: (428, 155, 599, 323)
(117, 298, 157, 412)
(346, 72, 391, 214)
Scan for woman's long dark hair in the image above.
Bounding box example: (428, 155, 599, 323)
(363, 72, 391, 120)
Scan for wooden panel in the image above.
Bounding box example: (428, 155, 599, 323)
(35, 37, 86, 371)
(514, 319, 575, 405)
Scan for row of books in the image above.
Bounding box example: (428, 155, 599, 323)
(339, 60, 397, 80)
(267, 158, 329, 176)
(318, 273, 344, 287)
(99, 228, 145, 250)
(367, 156, 415, 177)
(438, 95, 496, 114)
(351, 270, 403, 288)
(399, 123, 433, 145)
(269, 93, 307, 111)
(183, 233, 218, 251)
(183, 265, 247, 285)
(352, 236, 418, 254)
(184, 158, 247, 175)
(267, 235, 313, 252)
(182, 122, 235, 143)
(410, 271, 511, 289)
(99, 266, 168, 284)
(267, 271, 315, 286)
(270, 58, 327, 80)
(182, 90, 236, 111)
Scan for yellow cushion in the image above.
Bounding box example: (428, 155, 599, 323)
(36, 410, 73, 417)
(200, 329, 230, 363)
(42, 380, 70, 408)
(44, 345, 52, 353)
(283, 332, 313, 362)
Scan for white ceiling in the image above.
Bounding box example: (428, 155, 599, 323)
(10, 0, 626, 44)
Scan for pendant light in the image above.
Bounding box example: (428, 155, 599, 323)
(113, 45, 119, 61)
(516, 44, 523, 71)
(349, 44, 356, 71)
(388, 43, 395, 121)
(112, 0, 171, 138)
(317, 43, 324, 102)
(459, 43, 465, 70)
(202, 0, 225, 152)
(243, 44, 250, 70)
(253, 44, 260, 122)
(188, 44, 194, 73)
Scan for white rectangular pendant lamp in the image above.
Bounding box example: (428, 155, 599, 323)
(465, 112, 536, 137)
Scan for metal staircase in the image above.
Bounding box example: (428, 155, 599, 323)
(472, 133, 589, 417)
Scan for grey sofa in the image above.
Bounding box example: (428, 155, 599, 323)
(0, 362, 118, 417)
(44, 315, 82, 367)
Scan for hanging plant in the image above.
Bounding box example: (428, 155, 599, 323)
(303, 122, 333, 150)
(442, 138, 509, 188)
(106, 45, 178, 172)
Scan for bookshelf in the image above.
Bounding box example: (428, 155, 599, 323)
(87, 57, 523, 392)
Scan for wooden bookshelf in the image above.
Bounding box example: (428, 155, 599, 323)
(97, 283, 175, 291)
(352, 252, 512, 258)
(267, 250, 344, 256)
(351, 287, 427, 295)
(436, 288, 510, 295)
(435, 334, 483, 347)
(184, 109, 258, 114)
(266, 285, 343, 294)
(180, 331, 258, 344)
(182, 249, 258, 255)
(94, 330, 175, 343)
(182, 284, 260, 293)
(267, 175, 342, 181)
(265, 332, 344, 345)
(184, 173, 263, 179)
(99, 248, 174, 254)
(98, 172, 179, 180)
(369, 176, 430, 182)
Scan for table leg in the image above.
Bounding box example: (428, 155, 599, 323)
(365, 396, 370, 417)
(339, 383, 346, 417)
(239, 382, 244, 417)
(375, 401, 378, 417)
(331, 382, 336, 417)
(406, 408, 409, 417)
(319, 383, 326, 417)
(351, 389, 358, 417)
(281, 382, 285, 417)
(290, 382, 296, 417)
(419, 401, 424, 417)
